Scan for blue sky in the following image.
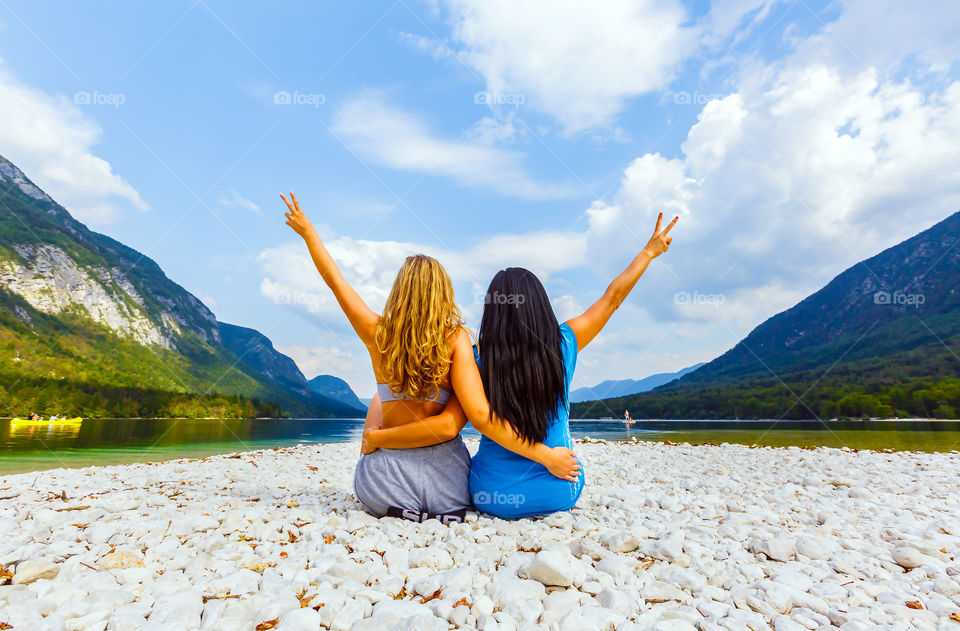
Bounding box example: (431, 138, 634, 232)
(1, 0, 959, 397)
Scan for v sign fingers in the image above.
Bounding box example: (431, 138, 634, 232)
(281, 191, 317, 240)
(643, 212, 678, 258)
(662, 215, 679, 236)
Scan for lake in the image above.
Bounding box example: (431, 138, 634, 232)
(1, 417, 959, 474)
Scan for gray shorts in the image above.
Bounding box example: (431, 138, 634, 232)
(353, 436, 471, 517)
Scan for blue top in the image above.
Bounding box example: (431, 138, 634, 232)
(469, 322, 585, 518)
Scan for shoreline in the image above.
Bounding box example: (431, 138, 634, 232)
(2, 439, 959, 630)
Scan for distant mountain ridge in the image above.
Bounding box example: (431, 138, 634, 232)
(307, 375, 366, 412)
(673, 210, 960, 387)
(0, 153, 359, 418)
(571, 363, 705, 402)
(573, 211, 960, 420)
(218, 323, 362, 415)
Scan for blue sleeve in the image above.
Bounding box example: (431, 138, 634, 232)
(559, 323, 578, 385)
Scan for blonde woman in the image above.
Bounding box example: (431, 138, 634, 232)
(282, 193, 579, 522)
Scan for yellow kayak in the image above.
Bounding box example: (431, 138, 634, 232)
(10, 417, 83, 425)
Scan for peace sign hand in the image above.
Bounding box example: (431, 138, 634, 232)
(281, 191, 316, 240)
(642, 212, 678, 258)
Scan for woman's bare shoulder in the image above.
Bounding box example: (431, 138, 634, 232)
(449, 326, 474, 352)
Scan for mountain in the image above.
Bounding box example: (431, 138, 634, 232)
(218, 322, 313, 398)
(573, 211, 960, 420)
(570, 363, 705, 402)
(0, 154, 359, 418)
(218, 323, 362, 415)
(307, 375, 366, 412)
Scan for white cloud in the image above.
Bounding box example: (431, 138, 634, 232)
(420, 0, 784, 134)
(331, 93, 575, 199)
(257, 230, 586, 329)
(432, 0, 692, 134)
(787, 0, 960, 74)
(278, 342, 374, 397)
(273, 0, 960, 394)
(570, 0, 960, 386)
(260, 229, 586, 393)
(551, 294, 583, 322)
(216, 188, 261, 214)
(587, 66, 960, 316)
(0, 63, 148, 224)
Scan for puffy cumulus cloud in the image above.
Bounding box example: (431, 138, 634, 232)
(258, 236, 425, 322)
(572, 1, 960, 385)
(550, 294, 583, 322)
(432, 0, 693, 134)
(417, 0, 781, 134)
(275, 0, 960, 391)
(331, 94, 575, 199)
(257, 230, 586, 331)
(588, 65, 960, 324)
(0, 64, 148, 224)
(787, 0, 960, 74)
(457, 231, 586, 280)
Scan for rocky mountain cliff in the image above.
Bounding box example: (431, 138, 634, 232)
(0, 154, 359, 418)
(218, 323, 364, 414)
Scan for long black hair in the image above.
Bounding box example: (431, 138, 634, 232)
(478, 267, 566, 444)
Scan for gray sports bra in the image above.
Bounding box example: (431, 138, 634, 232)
(376, 382, 452, 406)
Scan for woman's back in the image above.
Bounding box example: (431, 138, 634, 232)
(369, 253, 463, 429)
(470, 322, 585, 518)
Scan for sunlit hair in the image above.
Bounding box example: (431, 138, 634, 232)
(376, 254, 464, 400)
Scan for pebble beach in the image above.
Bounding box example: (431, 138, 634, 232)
(2, 439, 960, 631)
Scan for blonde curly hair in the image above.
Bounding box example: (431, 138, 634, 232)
(376, 254, 464, 400)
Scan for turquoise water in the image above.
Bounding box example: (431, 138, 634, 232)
(1, 417, 958, 474)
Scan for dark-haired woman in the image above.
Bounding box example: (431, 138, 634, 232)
(364, 213, 677, 518)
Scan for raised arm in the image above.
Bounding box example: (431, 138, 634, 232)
(282, 192, 379, 346)
(566, 212, 677, 350)
(362, 394, 468, 453)
(448, 330, 581, 482)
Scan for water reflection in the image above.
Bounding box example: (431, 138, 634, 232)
(1, 417, 958, 475)
(6, 419, 82, 441)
